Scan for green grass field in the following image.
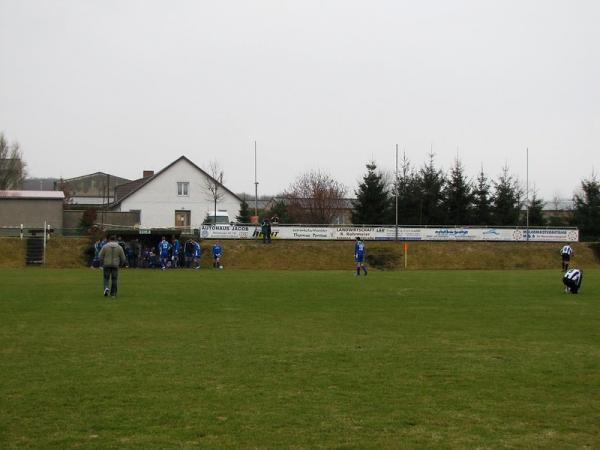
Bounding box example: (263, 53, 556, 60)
(1, 268, 599, 449)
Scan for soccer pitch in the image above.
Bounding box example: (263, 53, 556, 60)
(1, 268, 599, 449)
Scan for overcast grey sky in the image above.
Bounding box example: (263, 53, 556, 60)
(1, 0, 599, 200)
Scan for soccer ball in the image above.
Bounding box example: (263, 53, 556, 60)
(219, 265, 224, 270)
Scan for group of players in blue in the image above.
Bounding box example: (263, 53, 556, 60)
(158, 235, 368, 274)
(157, 235, 367, 274)
(157, 236, 223, 270)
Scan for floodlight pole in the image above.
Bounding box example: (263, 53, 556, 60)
(254, 141, 258, 217)
(43, 220, 47, 264)
(395, 144, 399, 241)
(526, 147, 529, 242)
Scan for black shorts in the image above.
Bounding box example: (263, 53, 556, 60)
(563, 275, 582, 293)
(561, 254, 571, 262)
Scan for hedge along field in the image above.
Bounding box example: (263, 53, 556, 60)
(1, 268, 599, 449)
(1, 237, 599, 270)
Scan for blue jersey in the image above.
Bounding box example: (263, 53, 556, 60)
(355, 240, 365, 262)
(192, 242, 201, 258)
(158, 240, 171, 257)
(212, 244, 222, 257)
(172, 239, 180, 256)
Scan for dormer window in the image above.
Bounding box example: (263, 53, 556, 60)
(177, 182, 189, 196)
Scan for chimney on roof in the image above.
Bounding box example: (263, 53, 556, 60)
(143, 170, 154, 178)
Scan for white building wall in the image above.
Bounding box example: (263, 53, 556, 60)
(117, 159, 240, 228)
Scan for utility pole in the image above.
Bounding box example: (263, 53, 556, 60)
(254, 141, 258, 218)
(526, 147, 529, 242)
(395, 144, 398, 241)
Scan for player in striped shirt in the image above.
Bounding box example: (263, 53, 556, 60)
(560, 244, 574, 271)
(563, 268, 583, 294)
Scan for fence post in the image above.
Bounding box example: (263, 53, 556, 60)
(43, 221, 47, 265)
(20, 224, 23, 240)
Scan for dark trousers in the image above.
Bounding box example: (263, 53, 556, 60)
(103, 267, 119, 296)
(128, 254, 138, 268)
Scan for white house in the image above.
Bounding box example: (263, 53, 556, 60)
(111, 156, 242, 229)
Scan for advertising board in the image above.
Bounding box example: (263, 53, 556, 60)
(199, 225, 578, 242)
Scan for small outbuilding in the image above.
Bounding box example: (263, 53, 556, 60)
(0, 190, 65, 232)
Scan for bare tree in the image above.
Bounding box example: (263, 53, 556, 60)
(551, 192, 561, 211)
(204, 160, 225, 223)
(284, 170, 347, 224)
(0, 133, 27, 189)
(55, 177, 74, 205)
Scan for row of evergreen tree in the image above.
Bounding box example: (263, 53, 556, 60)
(237, 153, 599, 240)
(351, 154, 600, 240)
(352, 154, 543, 226)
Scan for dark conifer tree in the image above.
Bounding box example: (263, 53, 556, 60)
(442, 158, 474, 225)
(492, 165, 522, 226)
(472, 168, 493, 226)
(393, 153, 421, 225)
(236, 196, 251, 223)
(352, 161, 392, 224)
(572, 174, 600, 240)
(525, 190, 546, 226)
(267, 199, 291, 224)
(416, 153, 445, 225)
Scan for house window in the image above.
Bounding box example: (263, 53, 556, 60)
(177, 182, 189, 196)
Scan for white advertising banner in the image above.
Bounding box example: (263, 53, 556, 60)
(199, 225, 578, 242)
(199, 224, 253, 240)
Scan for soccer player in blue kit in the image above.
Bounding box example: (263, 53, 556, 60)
(158, 236, 171, 270)
(192, 240, 201, 269)
(171, 236, 181, 268)
(354, 236, 368, 276)
(212, 241, 223, 269)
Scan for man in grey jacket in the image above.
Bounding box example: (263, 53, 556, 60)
(98, 235, 127, 298)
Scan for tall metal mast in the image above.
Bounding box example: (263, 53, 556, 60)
(254, 141, 258, 218)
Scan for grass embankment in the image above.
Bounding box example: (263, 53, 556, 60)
(44, 237, 90, 268)
(0, 237, 598, 270)
(1, 269, 599, 449)
(0, 238, 26, 268)
(222, 240, 599, 270)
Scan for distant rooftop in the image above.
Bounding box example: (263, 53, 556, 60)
(22, 178, 58, 191)
(0, 190, 65, 200)
(542, 199, 573, 211)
